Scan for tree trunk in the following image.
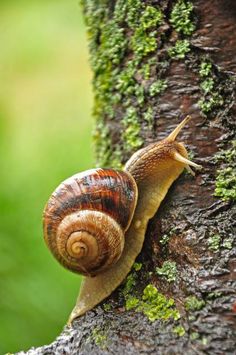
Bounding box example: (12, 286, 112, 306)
(17, 1, 236, 354)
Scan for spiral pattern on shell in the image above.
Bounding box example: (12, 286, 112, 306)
(43, 168, 138, 276)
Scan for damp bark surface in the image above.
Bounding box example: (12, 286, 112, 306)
(17, 1, 236, 354)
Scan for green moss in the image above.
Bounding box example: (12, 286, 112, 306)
(126, 284, 180, 322)
(122, 107, 143, 152)
(199, 61, 212, 77)
(82, 0, 195, 164)
(159, 234, 170, 246)
(134, 84, 145, 105)
(91, 18, 127, 119)
(198, 59, 226, 116)
(214, 167, 236, 201)
(173, 325, 186, 336)
(131, 6, 163, 59)
(100, 21, 127, 66)
(188, 314, 196, 322)
(133, 262, 143, 271)
(91, 328, 107, 349)
(222, 238, 233, 250)
(214, 141, 236, 163)
(185, 296, 205, 311)
(144, 106, 154, 129)
(200, 78, 214, 93)
(93, 122, 124, 168)
(123, 273, 136, 297)
(142, 285, 180, 322)
(81, 1, 121, 163)
(168, 0, 195, 76)
(93, 122, 112, 167)
(122, 261, 143, 300)
(122, 263, 142, 310)
(168, 39, 191, 59)
(149, 79, 168, 97)
(126, 0, 142, 29)
(110, 147, 123, 169)
(103, 303, 112, 312)
(156, 261, 177, 282)
(115, 61, 137, 95)
(126, 296, 140, 310)
(113, 0, 127, 22)
(82, 0, 167, 161)
(170, 0, 195, 35)
(214, 141, 236, 201)
(208, 233, 221, 251)
(140, 6, 163, 30)
(131, 29, 158, 58)
(81, 1, 128, 165)
(190, 332, 200, 340)
(206, 291, 222, 300)
(198, 93, 224, 114)
(139, 57, 157, 80)
(93, 126, 123, 168)
(139, 63, 151, 80)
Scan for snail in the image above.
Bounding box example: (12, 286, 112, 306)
(43, 116, 201, 323)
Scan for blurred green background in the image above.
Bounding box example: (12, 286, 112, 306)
(0, 0, 93, 353)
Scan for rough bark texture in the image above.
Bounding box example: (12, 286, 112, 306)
(17, 1, 235, 354)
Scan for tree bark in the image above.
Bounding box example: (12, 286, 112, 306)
(17, 1, 236, 354)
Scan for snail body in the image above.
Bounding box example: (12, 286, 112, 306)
(43, 116, 201, 322)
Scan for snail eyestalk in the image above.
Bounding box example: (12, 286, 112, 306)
(166, 115, 191, 141)
(173, 151, 202, 171)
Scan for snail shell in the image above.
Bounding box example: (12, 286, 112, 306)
(43, 169, 138, 276)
